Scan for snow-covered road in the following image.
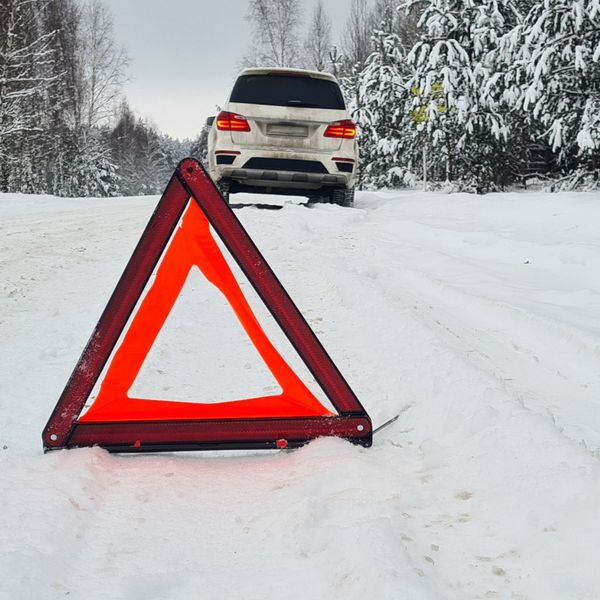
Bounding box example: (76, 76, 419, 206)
(2, 189, 600, 599)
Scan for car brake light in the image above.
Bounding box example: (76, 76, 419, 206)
(216, 111, 251, 132)
(324, 120, 357, 139)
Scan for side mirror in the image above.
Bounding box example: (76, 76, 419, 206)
(206, 116, 215, 127)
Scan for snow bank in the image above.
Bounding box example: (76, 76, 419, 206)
(2, 189, 600, 599)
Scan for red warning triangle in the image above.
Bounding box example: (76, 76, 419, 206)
(43, 159, 371, 452)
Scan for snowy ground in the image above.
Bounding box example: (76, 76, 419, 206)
(2, 188, 600, 599)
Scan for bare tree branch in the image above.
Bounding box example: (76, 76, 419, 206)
(304, 1, 332, 72)
(245, 0, 303, 68)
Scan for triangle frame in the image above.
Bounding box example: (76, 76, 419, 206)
(42, 159, 372, 453)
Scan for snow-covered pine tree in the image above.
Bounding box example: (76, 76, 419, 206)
(136, 125, 175, 194)
(190, 124, 210, 167)
(356, 4, 413, 188)
(406, 0, 521, 191)
(505, 0, 600, 189)
(68, 127, 120, 197)
(160, 133, 191, 172)
(109, 103, 177, 196)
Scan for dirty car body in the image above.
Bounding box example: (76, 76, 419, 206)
(207, 68, 358, 206)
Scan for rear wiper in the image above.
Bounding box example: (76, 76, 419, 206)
(287, 100, 318, 108)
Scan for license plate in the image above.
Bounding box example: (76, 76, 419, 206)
(266, 123, 309, 138)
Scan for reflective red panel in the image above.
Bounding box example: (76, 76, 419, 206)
(80, 199, 333, 422)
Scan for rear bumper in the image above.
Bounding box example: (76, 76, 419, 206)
(209, 148, 356, 191)
(219, 167, 349, 190)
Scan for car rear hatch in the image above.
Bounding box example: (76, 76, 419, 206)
(225, 72, 348, 152)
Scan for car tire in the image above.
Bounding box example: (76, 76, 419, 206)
(217, 179, 231, 203)
(331, 187, 355, 208)
(307, 193, 329, 205)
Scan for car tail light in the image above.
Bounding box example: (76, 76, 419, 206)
(216, 111, 251, 132)
(324, 120, 357, 139)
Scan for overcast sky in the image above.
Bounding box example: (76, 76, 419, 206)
(102, 0, 354, 140)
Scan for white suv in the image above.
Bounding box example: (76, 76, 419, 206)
(207, 67, 358, 207)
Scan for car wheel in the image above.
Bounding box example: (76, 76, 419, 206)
(307, 193, 329, 205)
(217, 179, 231, 203)
(331, 187, 355, 208)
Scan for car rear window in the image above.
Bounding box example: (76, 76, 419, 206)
(230, 74, 345, 110)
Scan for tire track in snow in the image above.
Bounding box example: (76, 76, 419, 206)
(4, 192, 600, 598)
(243, 203, 557, 598)
(354, 220, 600, 458)
(373, 262, 600, 457)
(283, 198, 600, 597)
(318, 196, 600, 458)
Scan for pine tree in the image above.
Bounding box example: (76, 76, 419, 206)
(505, 0, 600, 188)
(109, 103, 178, 196)
(356, 5, 413, 188)
(406, 0, 521, 191)
(190, 124, 210, 166)
(68, 127, 119, 197)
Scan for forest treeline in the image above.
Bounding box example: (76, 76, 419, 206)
(0, 0, 190, 197)
(2, 0, 599, 196)
(245, 0, 600, 192)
